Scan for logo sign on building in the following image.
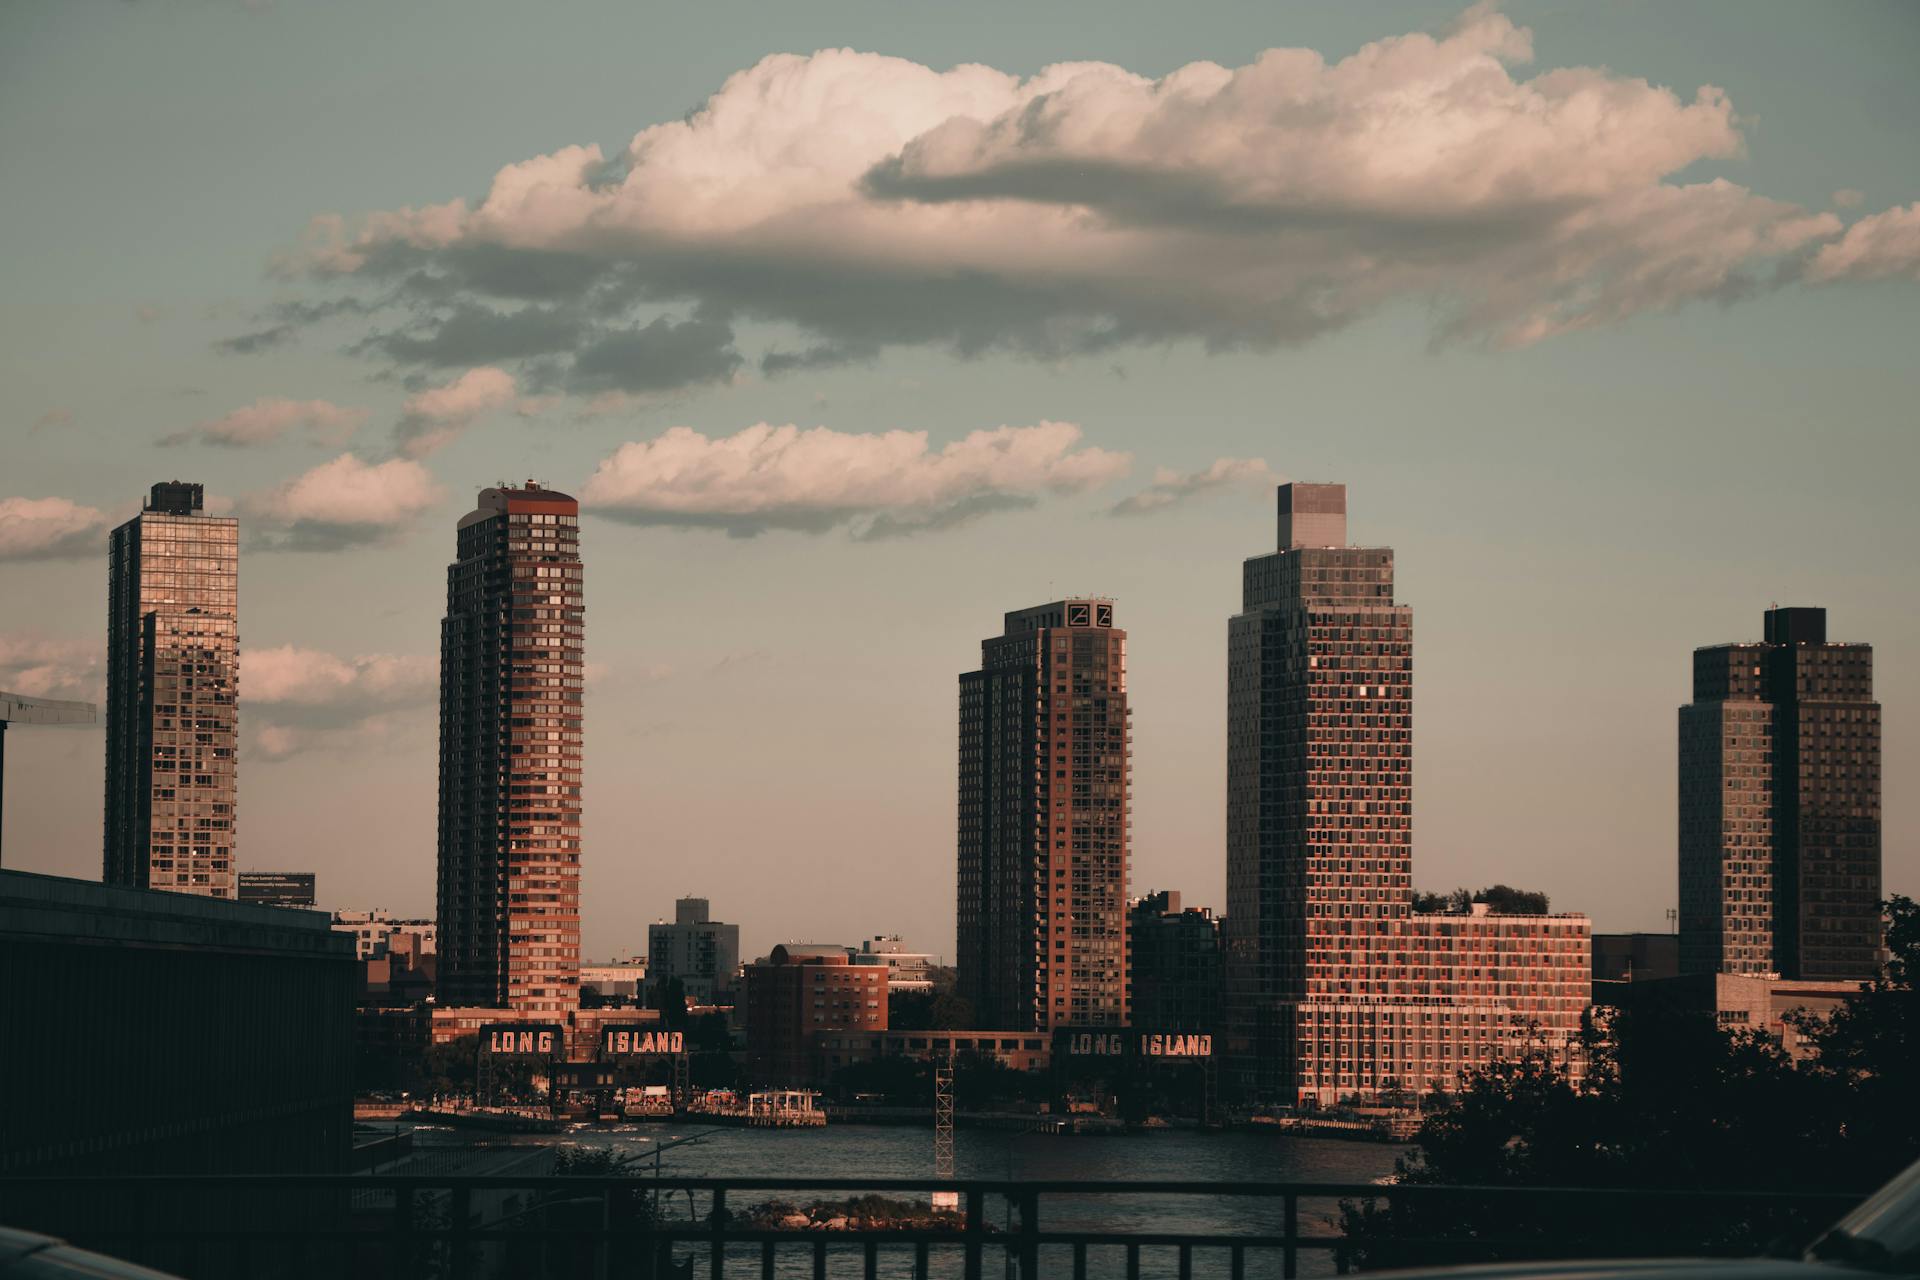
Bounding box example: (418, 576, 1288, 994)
(1055, 1029, 1213, 1060)
(601, 1026, 686, 1057)
(482, 1023, 562, 1057)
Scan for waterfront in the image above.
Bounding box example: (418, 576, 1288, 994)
(408, 1123, 1405, 1277)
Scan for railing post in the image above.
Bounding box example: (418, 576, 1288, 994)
(451, 1184, 473, 1280)
(390, 1184, 414, 1280)
(964, 1187, 984, 1280)
(1017, 1188, 1039, 1280)
(710, 1187, 728, 1280)
(1284, 1190, 1299, 1280)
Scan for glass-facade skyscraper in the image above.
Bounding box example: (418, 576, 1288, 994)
(103, 481, 240, 898)
(1679, 607, 1882, 980)
(958, 599, 1130, 1031)
(436, 481, 584, 1013)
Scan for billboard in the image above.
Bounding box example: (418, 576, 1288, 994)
(600, 1026, 686, 1057)
(236, 871, 317, 907)
(482, 1024, 562, 1057)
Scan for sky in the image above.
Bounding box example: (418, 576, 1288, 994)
(2, 0, 1916, 963)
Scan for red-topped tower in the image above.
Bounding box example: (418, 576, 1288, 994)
(437, 481, 584, 1014)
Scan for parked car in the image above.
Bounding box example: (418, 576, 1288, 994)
(0, 1227, 184, 1279)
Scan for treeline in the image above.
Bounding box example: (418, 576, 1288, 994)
(1410, 884, 1551, 915)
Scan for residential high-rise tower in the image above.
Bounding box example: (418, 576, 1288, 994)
(1224, 483, 1588, 1104)
(104, 481, 239, 898)
(436, 482, 584, 1013)
(958, 599, 1130, 1031)
(1679, 607, 1881, 980)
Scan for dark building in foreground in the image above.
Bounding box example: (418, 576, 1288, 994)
(1128, 891, 1221, 1034)
(237, 870, 316, 907)
(958, 599, 1130, 1032)
(437, 482, 584, 1015)
(104, 481, 239, 899)
(0, 869, 353, 1174)
(1679, 607, 1881, 980)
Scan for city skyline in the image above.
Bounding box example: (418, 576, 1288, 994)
(3, 2, 1916, 965)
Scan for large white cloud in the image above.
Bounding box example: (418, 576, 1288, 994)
(0, 497, 111, 561)
(160, 397, 368, 448)
(269, 5, 1897, 373)
(1804, 202, 1920, 284)
(582, 421, 1130, 538)
(244, 453, 442, 550)
(394, 366, 518, 458)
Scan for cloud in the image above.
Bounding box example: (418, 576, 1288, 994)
(0, 497, 111, 561)
(394, 366, 517, 457)
(264, 5, 1906, 378)
(1110, 457, 1279, 516)
(243, 643, 436, 758)
(1803, 202, 1920, 284)
(160, 397, 369, 448)
(31, 408, 74, 434)
(246, 644, 434, 710)
(134, 304, 164, 324)
(0, 633, 102, 702)
(244, 453, 442, 550)
(582, 420, 1130, 538)
(1831, 189, 1865, 210)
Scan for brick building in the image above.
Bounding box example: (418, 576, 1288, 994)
(745, 944, 888, 1086)
(958, 599, 1130, 1032)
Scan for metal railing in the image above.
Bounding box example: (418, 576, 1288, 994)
(0, 1174, 1865, 1280)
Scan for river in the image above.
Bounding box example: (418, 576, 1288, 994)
(413, 1123, 1406, 1277)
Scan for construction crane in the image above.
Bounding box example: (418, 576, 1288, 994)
(0, 692, 97, 870)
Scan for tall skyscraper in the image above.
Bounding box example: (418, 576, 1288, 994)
(1225, 483, 1413, 1093)
(1679, 607, 1881, 980)
(957, 599, 1129, 1031)
(436, 482, 583, 1013)
(1223, 483, 1588, 1104)
(104, 481, 239, 898)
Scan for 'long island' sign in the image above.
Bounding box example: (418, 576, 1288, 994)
(1057, 1030, 1213, 1059)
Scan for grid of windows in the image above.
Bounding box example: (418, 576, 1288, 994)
(958, 600, 1130, 1032)
(104, 488, 240, 898)
(438, 485, 583, 1014)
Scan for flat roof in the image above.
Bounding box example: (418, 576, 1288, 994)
(0, 869, 352, 960)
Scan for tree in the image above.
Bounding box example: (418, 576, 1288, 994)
(1338, 896, 1920, 1269)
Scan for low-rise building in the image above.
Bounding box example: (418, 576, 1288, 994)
(649, 897, 741, 1004)
(581, 958, 648, 1005)
(1285, 905, 1593, 1106)
(812, 1029, 1051, 1078)
(746, 944, 888, 1086)
(332, 909, 436, 962)
(1128, 891, 1221, 1034)
(851, 935, 940, 992)
(1593, 933, 1680, 983)
(1595, 970, 1863, 1061)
